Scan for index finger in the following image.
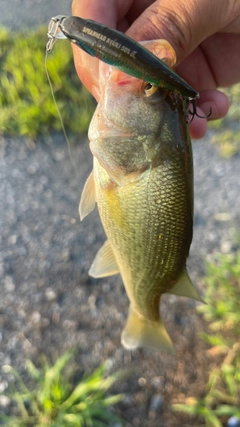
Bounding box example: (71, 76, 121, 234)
(72, 0, 118, 99)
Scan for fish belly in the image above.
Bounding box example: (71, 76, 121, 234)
(94, 157, 192, 322)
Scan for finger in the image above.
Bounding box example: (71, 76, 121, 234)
(200, 34, 240, 87)
(176, 35, 240, 92)
(197, 90, 229, 121)
(72, 0, 117, 24)
(72, 0, 118, 99)
(126, 0, 240, 64)
(189, 109, 208, 140)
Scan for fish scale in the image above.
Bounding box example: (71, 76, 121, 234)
(94, 158, 192, 320)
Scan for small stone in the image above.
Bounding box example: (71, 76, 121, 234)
(138, 377, 146, 387)
(73, 288, 84, 300)
(105, 358, 114, 369)
(123, 394, 134, 407)
(31, 311, 41, 325)
(221, 240, 233, 254)
(40, 175, 48, 185)
(151, 376, 165, 388)
(102, 283, 110, 293)
(52, 311, 60, 324)
(4, 276, 15, 292)
(61, 249, 71, 262)
(41, 318, 50, 327)
(63, 319, 76, 329)
(185, 397, 198, 406)
(54, 150, 65, 161)
(8, 235, 17, 245)
(2, 365, 11, 374)
(88, 295, 96, 308)
(149, 394, 164, 411)
(0, 395, 11, 407)
(0, 380, 8, 393)
(228, 416, 240, 427)
(45, 288, 56, 301)
(18, 309, 27, 319)
(27, 165, 38, 174)
(45, 189, 53, 198)
(213, 212, 231, 222)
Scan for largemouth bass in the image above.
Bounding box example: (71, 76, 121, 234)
(79, 40, 202, 352)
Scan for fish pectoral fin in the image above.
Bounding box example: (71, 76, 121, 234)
(79, 171, 96, 221)
(88, 240, 120, 278)
(169, 268, 204, 303)
(121, 305, 174, 353)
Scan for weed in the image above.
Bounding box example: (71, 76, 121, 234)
(0, 27, 94, 139)
(198, 252, 240, 339)
(172, 251, 240, 427)
(209, 84, 240, 158)
(0, 351, 124, 427)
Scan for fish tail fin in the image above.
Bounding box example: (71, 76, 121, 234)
(121, 305, 174, 353)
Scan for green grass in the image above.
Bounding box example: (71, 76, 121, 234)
(208, 84, 240, 157)
(0, 351, 124, 427)
(172, 251, 240, 426)
(198, 252, 240, 338)
(0, 27, 95, 139)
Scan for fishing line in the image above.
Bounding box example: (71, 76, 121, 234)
(44, 51, 77, 173)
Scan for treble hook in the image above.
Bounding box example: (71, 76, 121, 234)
(188, 99, 212, 123)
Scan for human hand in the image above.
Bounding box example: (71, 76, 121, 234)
(72, 0, 240, 139)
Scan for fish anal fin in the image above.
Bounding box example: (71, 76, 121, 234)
(169, 268, 204, 303)
(79, 171, 96, 221)
(89, 240, 120, 278)
(121, 305, 174, 353)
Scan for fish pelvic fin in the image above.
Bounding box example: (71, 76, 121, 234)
(121, 305, 174, 353)
(89, 240, 120, 278)
(169, 268, 204, 303)
(79, 171, 96, 221)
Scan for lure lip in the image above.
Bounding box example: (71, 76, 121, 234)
(47, 15, 199, 101)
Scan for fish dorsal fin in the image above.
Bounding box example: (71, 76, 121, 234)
(168, 268, 204, 302)
(121, 305, 174, 353)
(79, 171, 96, 221)
(89, 240, 120, 278)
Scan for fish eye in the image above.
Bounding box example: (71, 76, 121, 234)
(142, 83, 167, 104)
(143, 83, 158, 97)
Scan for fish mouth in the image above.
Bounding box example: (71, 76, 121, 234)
(100, 128, 136, 138)
(89, 116, 138, 141)
(90, 130, 141, 146)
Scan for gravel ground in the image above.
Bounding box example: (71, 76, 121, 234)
(0, 132, 239, 425)
(0, 0, 71, 30)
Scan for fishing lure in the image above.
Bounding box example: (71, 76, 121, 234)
(47, 15, 199, 100)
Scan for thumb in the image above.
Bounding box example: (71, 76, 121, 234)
(126, 0, 239, 64)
